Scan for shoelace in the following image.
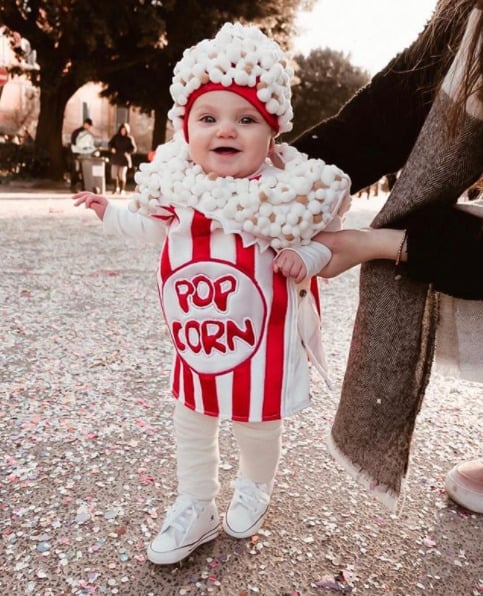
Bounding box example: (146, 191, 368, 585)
(164, 497, 203, 535)
(231, 478, 269, 512)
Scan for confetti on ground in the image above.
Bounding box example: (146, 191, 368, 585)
(315, 572, 353, 593)
(0, 195, 481, 594)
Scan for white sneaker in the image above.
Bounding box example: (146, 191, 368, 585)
(223, 477, 270, 538)
(147, 495, 220, 564)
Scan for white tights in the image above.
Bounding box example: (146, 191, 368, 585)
(173, 400, 283, 501)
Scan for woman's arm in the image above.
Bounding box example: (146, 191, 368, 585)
(315, 205, 483, 300)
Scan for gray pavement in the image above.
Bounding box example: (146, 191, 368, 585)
(0, 190, 482, 595)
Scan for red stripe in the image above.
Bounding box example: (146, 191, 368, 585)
(262, 267, 287, 420)
(182, 360, 195, 410)
(310, 277, 320, 314)
(231, 237, 255, 420)
(198, 375, 218, 416)
(160, 240, 184, 402)
(172, 355, 180, 397)
(190, 212, 219, 416)
(191, 210, 211, 260)
(160, 234, 172, 278)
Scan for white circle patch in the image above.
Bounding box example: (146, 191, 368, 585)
(162, 261, 267, 375)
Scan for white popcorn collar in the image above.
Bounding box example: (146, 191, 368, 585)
(129, 135, 351, 251)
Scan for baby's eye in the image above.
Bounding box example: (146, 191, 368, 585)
(200, 115, 216, 123)
(240, 116, 256, 124)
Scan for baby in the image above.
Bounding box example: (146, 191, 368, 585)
(74, 22, 351, 565)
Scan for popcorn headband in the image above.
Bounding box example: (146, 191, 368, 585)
(168, 22, 294, 139)
(182, 82, 280, 141)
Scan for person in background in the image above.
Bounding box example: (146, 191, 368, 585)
(108, 123, 136, 195)
(70, 118, 95, 192)
(71, 117, 95, 153)
(293, 0, 483, 513)
(73, 22, 350, 565)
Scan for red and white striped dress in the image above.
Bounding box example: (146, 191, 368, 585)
(104, 203, 326, 423)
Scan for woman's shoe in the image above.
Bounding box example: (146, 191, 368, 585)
(444, 459, 483, 514)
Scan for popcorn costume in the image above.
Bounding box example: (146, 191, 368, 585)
(122, 23, 351, 421)
(101, 23, 351, 563)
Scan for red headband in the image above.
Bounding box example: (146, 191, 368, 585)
(182, 82, 280, 141)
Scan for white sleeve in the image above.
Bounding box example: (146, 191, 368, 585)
(279, 241, 332, 278)
(103, 203, 166, 245)
(325, 192, 352, 232)
(324, 215, 343, 232)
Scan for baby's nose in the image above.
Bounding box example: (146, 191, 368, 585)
(216, 121, 236, 137)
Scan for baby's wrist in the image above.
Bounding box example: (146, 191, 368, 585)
(279, 243, 332, 278)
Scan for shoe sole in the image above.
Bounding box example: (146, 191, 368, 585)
(147, 525, 220, 565)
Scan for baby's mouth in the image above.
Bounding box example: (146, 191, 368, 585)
(213, 147, 240, 154)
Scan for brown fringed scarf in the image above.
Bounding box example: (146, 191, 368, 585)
(328, 7, 483, 511)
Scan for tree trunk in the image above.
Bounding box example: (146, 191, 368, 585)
(34, 84, 72, 180)
(151, 87, 173, 149)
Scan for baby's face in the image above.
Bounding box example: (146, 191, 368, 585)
(187, 90, 273, 178)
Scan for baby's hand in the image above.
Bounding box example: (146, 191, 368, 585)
(73, 191, 108, 221)
(273, 249, 308, 283)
